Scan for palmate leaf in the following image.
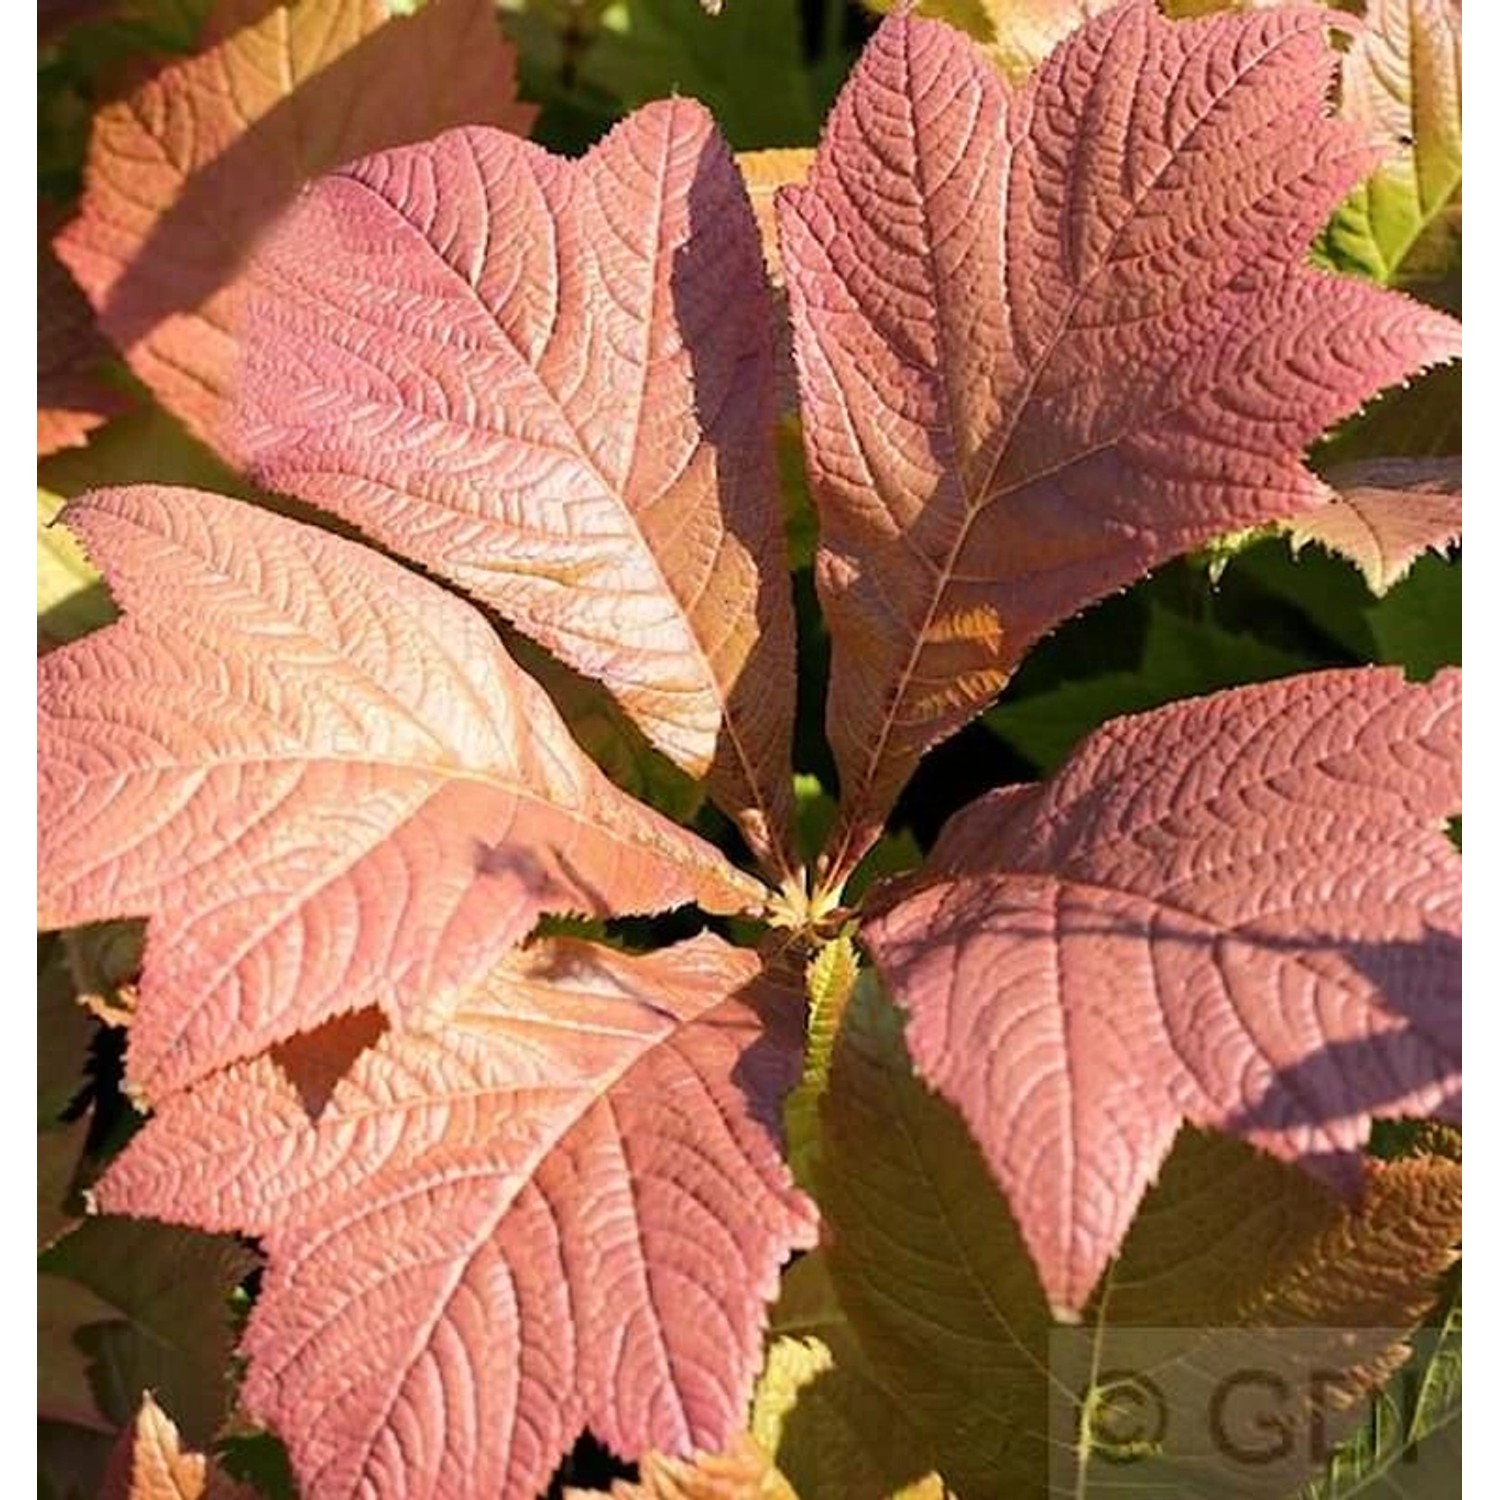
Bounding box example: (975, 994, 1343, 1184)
(54, 0, 536, 449)
(779, 5, 1460, 883)
(812, 976, 1460, 1497)
(236, 100, 799, 876)
(96, 936, 816, 1500)
(863, 668, 1460, 1316)
(37, 488, 761, 1097)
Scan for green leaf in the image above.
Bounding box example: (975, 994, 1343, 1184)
(812, 977, 1461, 1497)
(1300, 1291, 1460, 1499)
(1365, 554, 1461, 680)
(37, 403, 260, 500)
(581, 0, 822, 147)
(753, 1256, 950, 1499)
(1317, 0, 1461, 286)
(38, 490, 113, 649)
(785, 933, 859, 1191)
(985, 603, 1306, 773)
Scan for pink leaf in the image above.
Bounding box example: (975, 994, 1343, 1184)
(778, 6, 1461, 882)
(862, 668, 1460, 1315)
(96, 936, 817, 1500)
(38, 488, 763, 1098)
(54, 0, 535, 450)
(1290, 456, 1461, 594)
(236, 102, 798, 876)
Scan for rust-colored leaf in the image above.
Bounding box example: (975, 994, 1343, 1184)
(236, 103, 798, 874)
(54, 0, 535, 449)
(97, 937, 816, 1500)
(780, 7, 1460, 882)
(38, 488, 762, 1096)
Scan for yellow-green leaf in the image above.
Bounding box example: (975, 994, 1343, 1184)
(814, 978, 1461, 1497)
(1321, 0, 1462, 284)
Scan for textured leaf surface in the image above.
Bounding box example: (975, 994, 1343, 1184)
(1290, 457, 1461, 594)
(238, 102, 797, 873)
(38, 488, 761, 1095)
(39, 213, 128, 457)
(100, 1393, 257, 1500)
(813, 976, 1461, 1496)
(96, 936, 816, 1500)
(1321, 0, 1462, 284)
(54, 0, 535, 447)
(784, 933, 859, 1190)
(863, 668, 1460, 1314)
(40, 1217, 255, 1445)
(780, 6, 1461, 880)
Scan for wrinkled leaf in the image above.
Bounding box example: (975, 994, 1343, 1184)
(55, 0, 536, 448)
(1291, 458, 1461, 595)
(779, 7, 1460, 883)
(784, 932, 858, 1190)
(1320, 0, 1462, 284)
(97, 935, 816, 1500)
(814, 976, 1460, 1495)
(38, 488, 762, 1097)
(238, 101, 798, 875)
(864, 668, 1459, 1314)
